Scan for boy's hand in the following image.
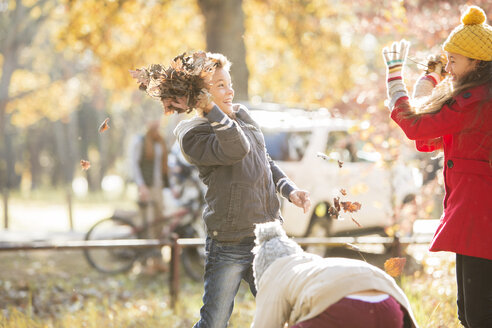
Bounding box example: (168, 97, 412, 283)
(162, 97, 188, 114)
(289, 190, 311, 214)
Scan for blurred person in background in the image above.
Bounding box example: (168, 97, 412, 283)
(383, 5, 492, 327)
(130, 117, 169, 240)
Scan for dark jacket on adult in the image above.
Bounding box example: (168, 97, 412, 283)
(174, 104, 296, 242)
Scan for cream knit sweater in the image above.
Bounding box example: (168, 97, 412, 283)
(251, 253, 418, 328)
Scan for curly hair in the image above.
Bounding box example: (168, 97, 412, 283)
(401, 60, 492, 161)
(130, 51, 233, 115)
(207, 52, 232, 72)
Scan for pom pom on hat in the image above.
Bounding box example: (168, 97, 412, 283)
(254, 220, 288, 245)
(443, 6, 492, 61)
(252, 221, 303, 287)
(461, 6, 486, 25)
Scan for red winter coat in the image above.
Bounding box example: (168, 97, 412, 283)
(391, 84, 492, 261)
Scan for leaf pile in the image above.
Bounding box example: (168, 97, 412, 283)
(130, 51, 218, 115)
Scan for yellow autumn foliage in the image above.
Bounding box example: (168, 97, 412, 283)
(56, 0, 205, 91)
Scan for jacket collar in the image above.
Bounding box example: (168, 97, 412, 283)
(454, 84, 489, 108)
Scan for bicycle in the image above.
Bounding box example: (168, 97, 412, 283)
(83, 174, 206, 281)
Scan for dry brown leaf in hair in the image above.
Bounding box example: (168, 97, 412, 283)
(130, 51, 218, 114)
(129, 69, 150, 88)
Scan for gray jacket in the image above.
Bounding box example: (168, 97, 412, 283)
(174, 104, 297, 242)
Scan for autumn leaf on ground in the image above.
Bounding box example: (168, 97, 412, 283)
(80, 160, 90, 171)
(98, 118, 110, 133)
(341, 201, 362, 213)
(340, 188, 347, 196)
(351, 216, 363, 228)
(384, 257, 407, 277)
(337, 160, 344, 168)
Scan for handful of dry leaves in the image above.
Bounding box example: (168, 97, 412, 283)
(130, 51, 217, 114)
(425, 54, 448, 77)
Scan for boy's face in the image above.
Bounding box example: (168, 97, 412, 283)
(445, 52, 478, 82)
(209, 68, 235, 115)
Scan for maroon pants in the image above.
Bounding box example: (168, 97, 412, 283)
(290, 296, 404, 328)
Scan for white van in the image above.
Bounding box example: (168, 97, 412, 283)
(246, 103, 422, 239)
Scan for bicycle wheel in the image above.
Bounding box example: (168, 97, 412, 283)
(178, 220, 206, 281)
(84, 217, 140, 274)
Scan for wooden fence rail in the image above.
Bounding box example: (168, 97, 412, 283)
(0, 235, 432, 308)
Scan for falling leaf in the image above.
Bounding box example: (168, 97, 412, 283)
(341, 201, 362, 213)
(333, 197, 341, 212)
(98, 118, 110, 133)
(328, 206, 339, 218)
(338, 160, 344, 168)
(351, 216, 363, 228)
(384, 257, 407, 277)
(80, 160, 90, 171)
(340, 188, 347, 196)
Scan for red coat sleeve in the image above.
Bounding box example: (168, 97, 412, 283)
(415, 138, 443, 152)
(390, 94, 478, 141)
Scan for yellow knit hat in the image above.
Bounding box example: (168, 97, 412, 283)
(443, 6, 492, 61)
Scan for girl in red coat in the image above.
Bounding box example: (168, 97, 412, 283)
(383, 5, 492, 327)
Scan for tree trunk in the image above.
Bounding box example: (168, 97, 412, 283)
(197, 0, 249, 101)
(27, 125, 42, 189)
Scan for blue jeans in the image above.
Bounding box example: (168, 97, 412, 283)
(193, 236, 256, 328)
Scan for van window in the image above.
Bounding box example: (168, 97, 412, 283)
(263, 131, 311, 161)
(326, 131, 357, 162)
(325, 131, 380, 163)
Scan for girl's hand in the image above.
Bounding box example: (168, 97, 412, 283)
(289, 190, 311, 214)
(425, 54, 447, 81)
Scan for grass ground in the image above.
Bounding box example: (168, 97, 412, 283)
(0, 191, 461, 327)
(0, 247, 461, 328)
